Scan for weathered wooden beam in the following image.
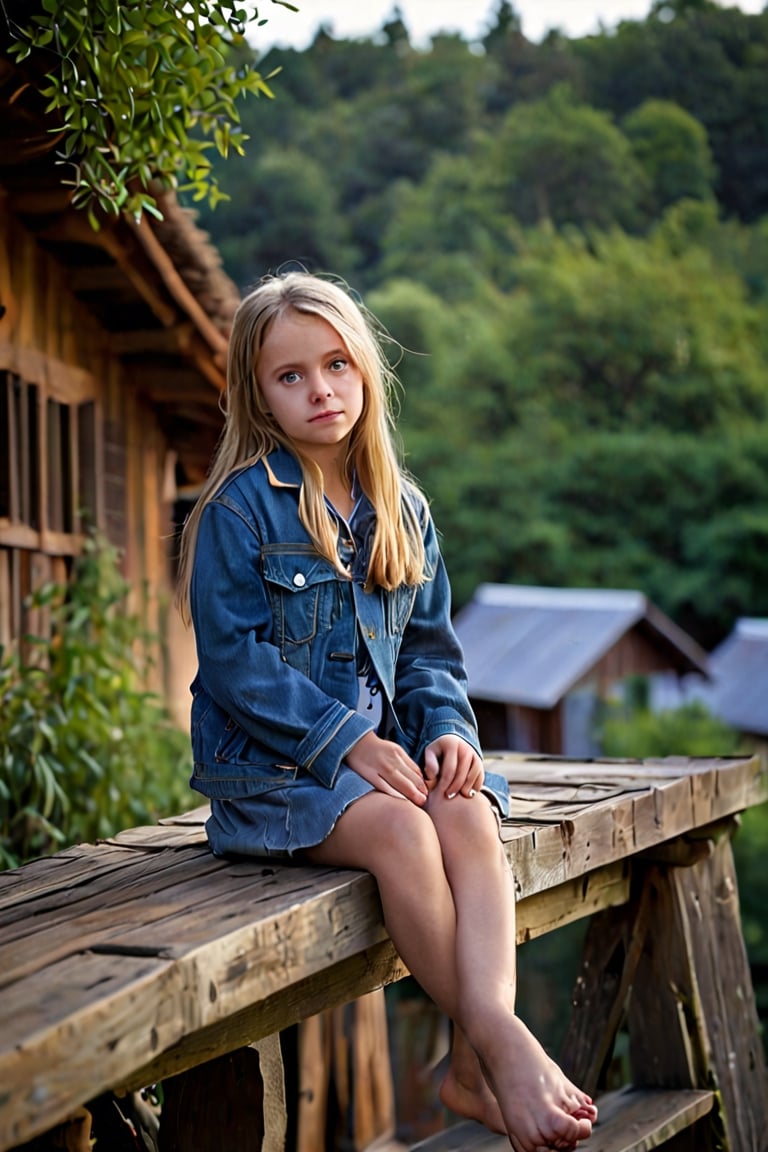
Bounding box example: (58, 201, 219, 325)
(28, 212, 180, 329)
(68, 264, 137, 293)
(627, 836, 768, 1151)
(110, 325, 196, 355)
(408, 1087, 715, 1151)
(4, 188, 72, 215)
(559, 873, 653, 1095)
(129, 213, 228, 366)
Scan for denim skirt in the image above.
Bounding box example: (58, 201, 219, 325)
(205, 765, 510, 860)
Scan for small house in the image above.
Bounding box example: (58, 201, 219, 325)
(688, 618, 768, 758)
(453, 583, 710, 756)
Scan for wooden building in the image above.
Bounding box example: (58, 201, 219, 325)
(0, 49, 235, 707)
(687, 618, 768, 759)
(453, 584, 710, 756)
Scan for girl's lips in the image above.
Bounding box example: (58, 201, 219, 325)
(310, 410, 342, 422)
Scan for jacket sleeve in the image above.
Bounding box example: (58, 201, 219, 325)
(191, 497, 373, 788)
(392, 504, 482, 765)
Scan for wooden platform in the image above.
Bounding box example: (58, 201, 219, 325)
(411, 1087, 715, 1151)
(1, 754, 767, 1151)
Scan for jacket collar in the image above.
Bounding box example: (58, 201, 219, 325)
(261, 446, 302, 489)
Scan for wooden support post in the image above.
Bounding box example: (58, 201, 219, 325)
(627, 835, 768, 1151)
(296, 1014, 332, 1152)
(295, 989, 396, 1152)
(158, 1035, 286, 1152)
(350, 987, 396, 1149)
(559, 875, 652, 1096)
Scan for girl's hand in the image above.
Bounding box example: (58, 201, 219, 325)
(346, 731, 429, 806)
(423, 736, 484, 800)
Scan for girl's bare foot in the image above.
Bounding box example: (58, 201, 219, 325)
(475, 1014, 596, 1152)
(438, 1063, 506, 1134)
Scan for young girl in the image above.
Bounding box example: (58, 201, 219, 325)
(177, 272, 596, 1152)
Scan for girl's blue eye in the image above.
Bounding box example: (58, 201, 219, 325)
(281, 371, 300, 384)
(330, 358, 347, 371)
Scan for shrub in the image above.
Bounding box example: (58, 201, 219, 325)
(0, 532, 194, 869)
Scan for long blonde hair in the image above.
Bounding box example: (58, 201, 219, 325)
(176, 272, 426, 623)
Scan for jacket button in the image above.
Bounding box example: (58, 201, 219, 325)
(293, 573, 306, 587)
(368, 628, 376, 639)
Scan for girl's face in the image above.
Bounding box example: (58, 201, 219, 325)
(256, 308, 365, 466)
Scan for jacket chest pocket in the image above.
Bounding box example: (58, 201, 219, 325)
(262, 546, 340, 648)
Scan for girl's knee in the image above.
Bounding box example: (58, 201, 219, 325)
(347, 792, 442, 864)
(387, 800, 442, 858)
(430, 793, 503, 856)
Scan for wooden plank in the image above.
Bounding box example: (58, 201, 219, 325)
(590, 1087, 714, 1152)
(516, 859, 629, 943)
(120, 938, 409, 1096)
(0, 342, 96, 402)
(297, 1012, 332, 1152)
(0, 845, 235, 982)
(0, 859, 629, 1144)
(0, 951, 177, 1150)
(409, 1088, 714, 1151)
(0, 757, 764, 1151)
(501, 755, 766, 900)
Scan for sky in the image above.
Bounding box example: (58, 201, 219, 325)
(253, 0, 766, 49)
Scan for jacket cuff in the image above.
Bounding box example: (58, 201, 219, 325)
(296, 704, 374, 789)
(414, 708, 482, 765)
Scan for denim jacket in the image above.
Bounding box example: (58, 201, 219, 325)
(189, 447, 482, 800)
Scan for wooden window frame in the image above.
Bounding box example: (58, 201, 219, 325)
(0, 348, 104, 557)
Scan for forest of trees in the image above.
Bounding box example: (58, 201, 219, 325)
(190, 0, 768, 652)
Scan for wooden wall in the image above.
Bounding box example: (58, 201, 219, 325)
(0, 197, 175, 698)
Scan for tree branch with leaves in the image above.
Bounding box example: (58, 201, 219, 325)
(4, 0, 297, 225)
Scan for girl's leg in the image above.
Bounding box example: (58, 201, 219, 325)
(305, 792, 466, 1021)
(425, 788, 596, 1149)
(305, 791, 595, 1152)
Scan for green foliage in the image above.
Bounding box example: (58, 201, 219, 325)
(371, 221, 768, 637)
(507, 226, 767, 432)
(599, 695, 743, 759)
(0, 533, 194, 870)
(623, 98, 717, 213)
(733, 802, 768, 988)
(213, 145, 357, 286)
(476, 85, 646, 231)
(573, 1, 768, 221)
(196, 1, 768, 287)
(6, 0, 290, 222)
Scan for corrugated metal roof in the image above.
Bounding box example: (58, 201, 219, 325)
(707, 619, 768, 737)
(453, 584, 708, 710)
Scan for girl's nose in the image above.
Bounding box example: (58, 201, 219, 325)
(309, 372, 333, 400)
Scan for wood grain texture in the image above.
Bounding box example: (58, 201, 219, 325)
(0, 755, 764, 1150)
(409, 1088, 715, 1152)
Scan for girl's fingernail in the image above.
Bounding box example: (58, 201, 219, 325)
(469, 789, 476, 797)
(447, 792, 456, 799)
